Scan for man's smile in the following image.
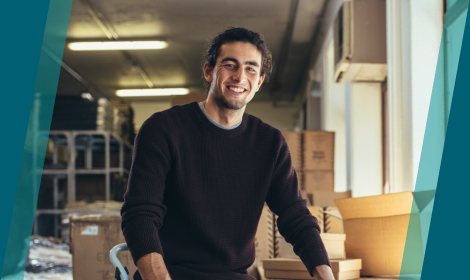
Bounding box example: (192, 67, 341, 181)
(227, 85, 247, 94)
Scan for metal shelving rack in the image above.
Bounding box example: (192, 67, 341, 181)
(35, 130, 133, 237)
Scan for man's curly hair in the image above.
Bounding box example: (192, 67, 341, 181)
(203, 27, 273, 92)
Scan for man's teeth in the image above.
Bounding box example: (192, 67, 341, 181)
(229, 86, 245, 93)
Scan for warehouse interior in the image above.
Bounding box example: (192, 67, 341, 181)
(18, 0, 460, 279)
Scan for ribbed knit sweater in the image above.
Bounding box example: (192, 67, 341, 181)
(121, 102, 330, 280)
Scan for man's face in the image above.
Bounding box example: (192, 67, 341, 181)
(204, 42, 265, 110)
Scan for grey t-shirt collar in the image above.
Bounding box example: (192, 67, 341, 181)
(198, 102, 242, 130)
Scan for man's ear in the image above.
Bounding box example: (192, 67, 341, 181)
(203, 62, 213, 83)
(257, 74, 266, 90)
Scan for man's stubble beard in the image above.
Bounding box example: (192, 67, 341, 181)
(212, 88, 247, 111)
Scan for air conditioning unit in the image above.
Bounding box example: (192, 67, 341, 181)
(333, 0, 387, 83)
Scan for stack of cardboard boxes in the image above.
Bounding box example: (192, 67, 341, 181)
(254, 131, 361, 280)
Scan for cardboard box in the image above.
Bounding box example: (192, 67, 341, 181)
(281, 131, 302, 171)
(255, 206, 275, 265)
(303, 170, 334, 192)
(335, 192, 428, 276)
(264, 258, 361, 279)
(265, 269, 360, 280)
(305, 191, 351, 206)
(302, 131, 334, 171)
(324, 206, 344, 234)
(70, 215, 137, 280)
(263, 258, 361, 272)
(278, 233, 346, 259)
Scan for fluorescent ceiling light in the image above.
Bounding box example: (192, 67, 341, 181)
(69, 41, 168, 51)
(116, 88, 189, 97)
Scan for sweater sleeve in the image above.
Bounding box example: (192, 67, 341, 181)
(121, 113, 173, 265)
(265, 132, 330, 275)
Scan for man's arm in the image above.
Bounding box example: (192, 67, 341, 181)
(265, 132, 332, 278)
(136, 253, 172, 280)
(121, 113, 174, 276)
(313, 265, 335, 280)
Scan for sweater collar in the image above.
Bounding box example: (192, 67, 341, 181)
(190, 102, 248, 136)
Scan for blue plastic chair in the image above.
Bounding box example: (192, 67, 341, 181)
(110, 243, 130, 280)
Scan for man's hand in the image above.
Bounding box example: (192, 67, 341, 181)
(136, 253, 172, 280)
(313, 264, 335, 280)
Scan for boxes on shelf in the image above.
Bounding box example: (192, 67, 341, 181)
(335, 192, 429, 276)
(281, 131, 302, 171)
(255, 206, 276, 266)
(278, 233, 346, 260)
(302, 131, 334, 171)
(304, 190, 351, 207)
(62, 201, 123, 242)
(263, 258, 361, 280)
(70, 215, 137, 280)
(324, 206, 344, 234)
(303, 170, 334, 192)
(308, 206, 324, 233)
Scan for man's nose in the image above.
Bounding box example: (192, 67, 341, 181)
(233, 68, 247, 83)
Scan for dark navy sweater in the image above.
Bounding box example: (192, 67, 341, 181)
(121, 102, 330, 280)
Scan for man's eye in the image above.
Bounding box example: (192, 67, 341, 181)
(225, 64, 235, 68)
(247, 67, 255, 72)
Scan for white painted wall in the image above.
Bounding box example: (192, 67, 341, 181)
(322, 40, 348, 192)
(309, 0, 383, 197)
(350, 83, 383, 197)
(386, 0, 443, 192)
(409, 0, 443, 188)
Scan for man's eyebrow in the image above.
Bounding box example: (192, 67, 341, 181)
(220, 57, 260, 67)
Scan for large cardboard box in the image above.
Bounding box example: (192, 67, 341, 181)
(305, 191, 351, 206)
(324, 206, 344, 234)
(281, 131, 302, 171)
(70, 215, 137, 280)
(255, 206, 275, 266)
(302, 131, 334, 171)
(335, 192, 428, 276)
(278, 233, 346, 260)
(303, 170, 334, 192)
(264, 258, 361, 280)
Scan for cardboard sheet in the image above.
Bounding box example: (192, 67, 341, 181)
(265, 269, 360, 280)
(263, 258, 361, 272)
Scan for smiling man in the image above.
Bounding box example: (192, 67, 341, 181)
(121, 27, 334, 280)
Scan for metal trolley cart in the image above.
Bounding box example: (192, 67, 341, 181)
(110, 243, 130, 280)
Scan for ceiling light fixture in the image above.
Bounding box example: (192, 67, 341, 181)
(116, 88, 190, 97)
(69, 41, 168, 51)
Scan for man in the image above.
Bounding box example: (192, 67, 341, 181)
(121, 27, 334, 280)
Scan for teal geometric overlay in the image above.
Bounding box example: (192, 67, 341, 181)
(401, 0, 469, 279)
(0, 0, 72, 278)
